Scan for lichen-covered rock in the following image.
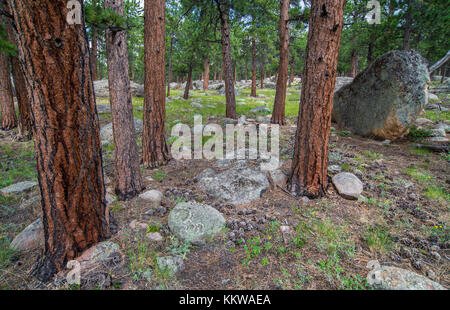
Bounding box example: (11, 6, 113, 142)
(367, 261, 446, 290)
(198, 162, 270, 204)
(332, 50, 430, 140)
(168, 201, 225, 245)
(156, 255, 184, 274)
(10, 219, 44, 251)
(1, 181, 38, 195)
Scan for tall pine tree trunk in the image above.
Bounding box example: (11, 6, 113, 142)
(143, 0, 170, 168)
(4, 5, 29, 136)
(105, 0, 143, 201)
(288, 54, 295, 87)
(203, 56, 210, 90)
(0, 46, 16, 130)
(271, 0, 290, 126)
(218, 1, 237, 119)
(261, 53, 265, 88)
(184, 64, 193, 100)
(7, 0, 111, 281)
(251, 37, 257, 97)
(91, 28, 98, 81)
(288, 0, 345, 198)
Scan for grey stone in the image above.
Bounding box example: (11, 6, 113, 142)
(139, 190, 163, 207)
(197, 163, 270, 204)
(332, 172, 363, 200)
(100, 118, 143, 142)
(367, 261, 446, 290)
(190, 101, 203, 108)
(256, 115, 270, 123)
(426, 137, 448, 143)
(332, 50, 430, 140)
(168, 201, 225, 245)
(328, 165, 342, 174)
(10, 219, 44, 251)
(146, 232, 163, 242)
(156, 256, 184, 274)
(430, 128, 446, 137)
(250, 106, 271, 114)
(415, 118, 433, 126)
(269, 170, 287, 187)
(94, 79, 144, 98)
(96, 104, 111, 114)
(1, 181, 38, 195)
(428, 93, 440, 102)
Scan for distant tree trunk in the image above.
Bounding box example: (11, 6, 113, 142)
(105, 0, 143, 200)
(403, 1, 412, 51)
(167, 36, 174, 97)
(217, 1, 237, 119)
(203, 56, 210, 90)
(272, 0, 290, 126)
(184, 64, 193, 99)
(288, 54, 295, 87)
(7, 0, 111, 281)
(4, 7, 30, 136)
(288, 0, 345, 198)
(91, 27, 98, 81)
(0, 47, 16, 130)
(143, 0, 170, 168)
(350, 50, 358, 77)
(129, 53, 134, 80)
(251, 38, 257, 97)
(261, 54, 265, 89)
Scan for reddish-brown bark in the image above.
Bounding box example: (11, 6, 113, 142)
(143, 0, 170, 168)
(0, 41, 16, 131)
(7, 0, 111, 281)
(272, 0, 290, 126)
(350, 49, 358, 77)
(217, 1, 237, 119)
(184, 64, 193, 100)
(4, 6, 28, 134)
(288, 0, 346, 198)
(105, 0, 144, 201)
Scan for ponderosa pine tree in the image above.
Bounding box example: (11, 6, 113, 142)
(142, 0, 170, 167)
(288, 0, 345, 198)
(251, 37, 257, 97)
(3, 1, 31, 138)
(215, 0, 237, 119)
(203, 56, 210, 90)
(105, 0, 143, 200)
(271, 0, 290, 125)
(6, 0, 111, 281)
(0, 20, 16, 131)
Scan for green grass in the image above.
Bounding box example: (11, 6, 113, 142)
(424, 110, 450, 122)
(0, 235, 14, 269)
(424, 186, 450, 202)
(364, 225, 393, 254)
(410, 148, 433, 156)
(0, 143, 37, 188)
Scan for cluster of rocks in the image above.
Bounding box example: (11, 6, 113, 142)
(100, 118, 143, 143)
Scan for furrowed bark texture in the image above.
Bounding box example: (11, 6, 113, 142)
(4, 4, 29, 136)
(218, 2, 237, 119)
(143, 0, 170, 168)
(105, 0, 143, 200)
(272, 0, 290, 125)
(0, 40, 16, 130)
(251, 37, 257, 97)
(7, 0, 110, 281)
(288, 0, 345, 198)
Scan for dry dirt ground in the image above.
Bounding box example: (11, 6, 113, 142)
(0, 96, 448, 290)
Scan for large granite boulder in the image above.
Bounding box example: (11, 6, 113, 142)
(94, 79, 144, 98)
(10, 219, 44, 251)
(332, 50, 430, 140)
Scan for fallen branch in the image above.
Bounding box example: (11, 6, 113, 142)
(429, 50, 450, 74)
(415, 144, 449, 152)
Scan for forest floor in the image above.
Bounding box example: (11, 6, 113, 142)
(0, 86, 449, 290)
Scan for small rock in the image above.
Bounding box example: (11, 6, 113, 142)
(156, 256, 184, 274)
(301, 197, 310, 204)
(1, 181, 38, 195)
(10, 219, 44, 251)
(280, 226, 290, 233)
(139, 190, 163, 207)
(431, 251, 441, 261)
(146, 232, 163, 242)
(328, 165, 342, 174)
(332, 172, 363, 200)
